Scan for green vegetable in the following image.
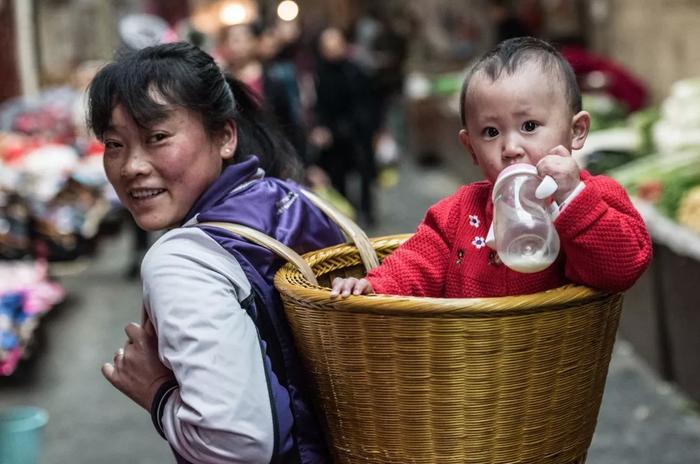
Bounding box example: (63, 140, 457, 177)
(608, 148, 700, 217)
(585, 150, 636, 175)
(628, 106, 661, 155)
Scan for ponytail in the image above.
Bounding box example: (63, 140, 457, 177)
(225, 77, 303, 181)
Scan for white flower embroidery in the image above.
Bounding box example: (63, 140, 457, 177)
(472, 236, 486, 249)
(469, 215, 480, 227)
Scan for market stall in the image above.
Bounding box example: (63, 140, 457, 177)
(0, 85, 120, 376)
(582, 78, 700, 403)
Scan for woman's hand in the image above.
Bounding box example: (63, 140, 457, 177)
(102, 319, 175, 411)
(330, 277, 374, 298)
(536, 145, 581, 204)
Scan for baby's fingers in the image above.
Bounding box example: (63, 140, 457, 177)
(352, 278, 373, 295)
(102, 362, 115, 381)
(546, 145, 570, 158)
(330, 277, 350, 298)
(331, 277, 358, 298)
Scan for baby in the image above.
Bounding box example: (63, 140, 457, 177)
(331, 37, 651, 299)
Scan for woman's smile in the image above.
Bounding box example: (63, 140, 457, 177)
(129, 188, 166, 200)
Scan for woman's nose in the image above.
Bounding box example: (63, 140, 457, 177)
(121, 149, 151, 177)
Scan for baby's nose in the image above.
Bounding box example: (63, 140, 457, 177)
(502, 139, 525, 161)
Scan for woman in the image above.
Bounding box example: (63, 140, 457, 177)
(92, 42, 342, 463)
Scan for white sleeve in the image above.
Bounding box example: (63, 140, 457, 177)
(551, 181, 586, 220)
(141, 227, 274, 464)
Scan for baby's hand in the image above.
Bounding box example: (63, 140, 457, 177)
(330, 277, 374, 298)
(536, 145, 581, 204)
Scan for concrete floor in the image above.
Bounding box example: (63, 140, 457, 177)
(1, 154, 699, 463)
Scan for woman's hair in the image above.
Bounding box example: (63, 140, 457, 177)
(459, 36, 581, 126)
(87, 41, 302, 180)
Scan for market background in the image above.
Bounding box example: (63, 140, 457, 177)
(1, 0, 700, 463)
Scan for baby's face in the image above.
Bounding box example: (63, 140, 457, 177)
(460, 62, 579, 184)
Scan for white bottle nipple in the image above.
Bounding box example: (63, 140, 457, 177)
(535, 175, 558, 199)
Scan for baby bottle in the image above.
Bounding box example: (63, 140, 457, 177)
(491, 164, 560, 273)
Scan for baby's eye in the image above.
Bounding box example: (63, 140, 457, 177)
(482, 127, 499, 138)
(522, 121, 539, 132)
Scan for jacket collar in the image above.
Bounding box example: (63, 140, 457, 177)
(183, 156, 262, 225)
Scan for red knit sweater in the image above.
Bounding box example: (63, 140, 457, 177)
(367, 171, 652, 297)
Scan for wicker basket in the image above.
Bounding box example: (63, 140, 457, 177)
(274, 235, 623, 464)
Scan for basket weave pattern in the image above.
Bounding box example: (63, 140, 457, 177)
(275, 236, 622, 464)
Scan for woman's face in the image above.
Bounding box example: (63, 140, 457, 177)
(102, 103, 235, 231)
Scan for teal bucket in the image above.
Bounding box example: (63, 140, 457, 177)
(0, 406, 49, 464)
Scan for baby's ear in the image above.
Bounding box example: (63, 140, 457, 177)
(570, 111, 590, 151)
(458, 129, 478, 165)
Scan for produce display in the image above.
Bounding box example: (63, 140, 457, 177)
(677, 186, 700, 234)
(609, 149, 700, 221)
(580, 95, 660, 175)
(588, 77, 700, 238)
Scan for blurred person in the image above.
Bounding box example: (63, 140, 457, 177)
(217, 22, 266, 97)
(218, 22, 308, 162)
(311, 27, 377, 226)
(259, 21, 309, 163)
(91, 42, 343, 463)
(331, 37, 651, 299)
(352, 7, 409, 185)
(488, 0, 531, 42)
(352, 7, 408, 134)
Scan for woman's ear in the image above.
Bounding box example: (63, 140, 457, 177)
(220, 119, 237, 160)
(458, 129, 478, 165)
(570, 111, 590, 151)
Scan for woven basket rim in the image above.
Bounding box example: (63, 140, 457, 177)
(274, 234, 616, 317)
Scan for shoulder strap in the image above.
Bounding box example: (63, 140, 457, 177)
(197, 187, 379, 286)
(299, 188, 380, 270)
(199, 221, 319, 286)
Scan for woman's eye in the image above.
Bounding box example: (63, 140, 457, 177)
(148, 133, 168, 143)
(483, 127, 499, 138)
(522, 121, 539, 132)
(103, 140, 122, 150)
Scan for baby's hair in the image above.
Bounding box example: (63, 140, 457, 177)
(459, 36, 581, 127)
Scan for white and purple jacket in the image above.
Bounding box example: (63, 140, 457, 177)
(143, 156, 343, 463)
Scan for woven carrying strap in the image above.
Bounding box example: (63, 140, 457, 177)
(299, 188, 379, 270)
(199, 188, 379, 286)
(199, 221, 319, 285)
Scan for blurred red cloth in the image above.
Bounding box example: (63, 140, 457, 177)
(561, 45, 648, 112)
